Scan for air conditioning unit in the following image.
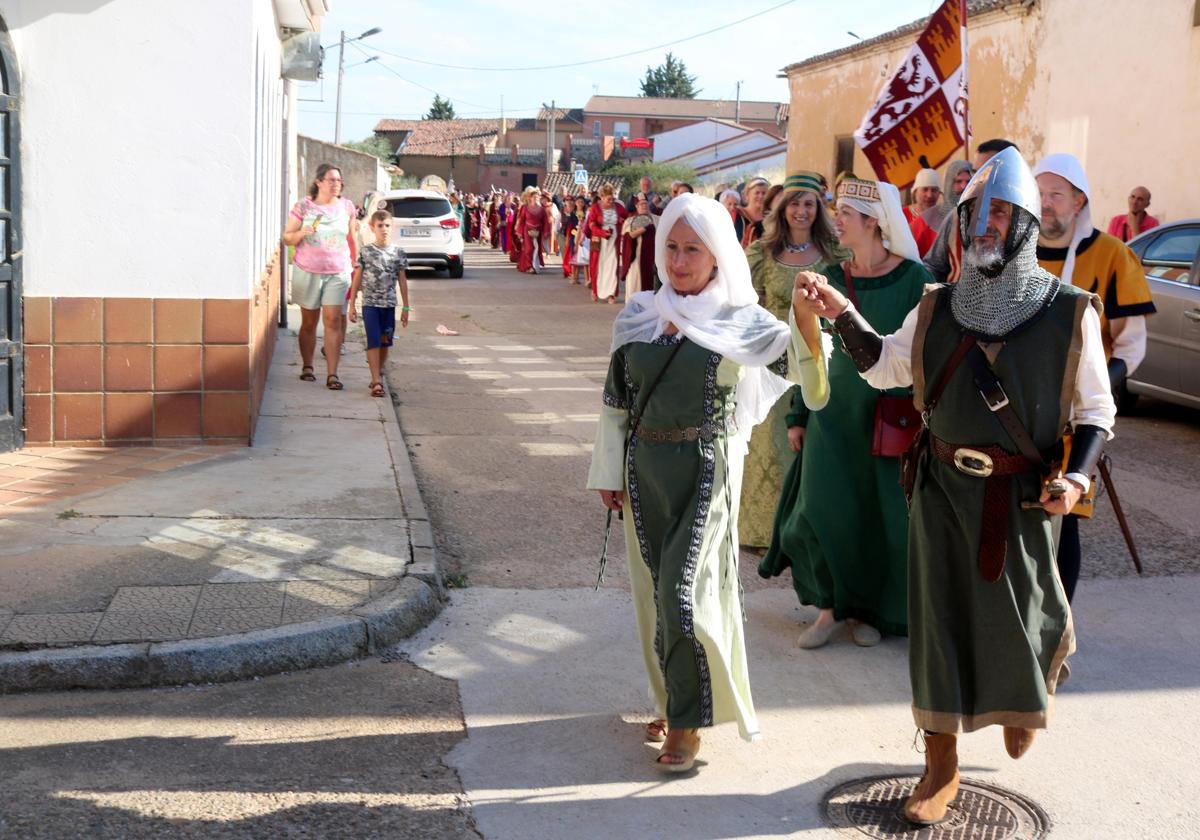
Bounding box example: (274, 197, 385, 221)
(281, 31, 323, 82)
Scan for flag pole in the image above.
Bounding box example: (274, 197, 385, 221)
(961, 0, 971, 162)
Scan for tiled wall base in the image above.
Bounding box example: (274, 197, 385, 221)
(21, 256, 279, 447)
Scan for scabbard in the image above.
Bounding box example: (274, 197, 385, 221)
(1099, 457, 1143, 575)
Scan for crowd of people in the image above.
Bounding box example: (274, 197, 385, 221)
(583, 142, 1155, 826)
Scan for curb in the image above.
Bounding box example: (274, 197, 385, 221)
(0, 374, 444, 694)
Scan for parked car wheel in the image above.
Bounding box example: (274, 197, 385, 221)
(448, 261, 464, 279)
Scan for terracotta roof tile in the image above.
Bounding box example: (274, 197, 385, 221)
(372, 118, 501, 157)
(583, 95, 787, 124)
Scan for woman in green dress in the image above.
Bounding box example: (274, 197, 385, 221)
(739, 171, 846, 548)
(761, 178, 930, 649)
(587, 194, 829, 773)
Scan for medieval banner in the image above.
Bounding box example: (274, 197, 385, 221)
(853, 0, 969, 189)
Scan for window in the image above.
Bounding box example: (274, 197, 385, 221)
(835, 136, 855, 178)
(1143, 227, 1200, 264)
(613, 121, 631, 140)
(382, 196, 452, 218)
(593, 120, 601, 138)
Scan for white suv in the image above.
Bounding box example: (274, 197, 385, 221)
(361, 189, 465, 278)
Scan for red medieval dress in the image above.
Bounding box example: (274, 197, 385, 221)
(620, 214, 656, 297)
(508, 205, 523, 264)
(488, 205, 500, 248)
(517, 202, 549, 274)
(560, 211, 579, 278)
(583, 201, 628, 300)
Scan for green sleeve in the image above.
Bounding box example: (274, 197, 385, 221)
(785, 387, 810, 428)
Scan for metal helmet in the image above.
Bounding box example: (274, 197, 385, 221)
(957, 145, 1040, 238)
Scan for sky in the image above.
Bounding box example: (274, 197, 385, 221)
(297, 0, 942, 143)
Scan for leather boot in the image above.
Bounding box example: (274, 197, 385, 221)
(1003, 726, 1037, 759)
(903, 732, 959, 825)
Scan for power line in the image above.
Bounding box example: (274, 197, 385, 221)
(366, 0, 799, 72)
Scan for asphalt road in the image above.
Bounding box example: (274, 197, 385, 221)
(2, 244, 1198, 838)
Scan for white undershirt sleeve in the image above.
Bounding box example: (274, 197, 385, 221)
(1108, 315, 1148, 374)
(586, 405, 628, 491)
(859, 302, 920, 391)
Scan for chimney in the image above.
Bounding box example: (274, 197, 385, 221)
(512, 144, 519, 165)
(478, 143, 486, 164)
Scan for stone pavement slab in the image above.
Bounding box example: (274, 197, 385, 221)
(400, 577, 1200, 840)
(0, 328, 445, 689)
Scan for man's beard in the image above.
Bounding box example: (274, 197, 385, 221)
(1040, 211, 1068, 240)
(969, 233, 1005, 272)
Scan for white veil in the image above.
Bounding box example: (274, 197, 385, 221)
(838, 180, 922, 263)
(609, 193, 793, 435)
(1032, 153, 1093, 286)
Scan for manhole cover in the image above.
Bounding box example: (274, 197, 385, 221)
(823, 775, 1050, 839)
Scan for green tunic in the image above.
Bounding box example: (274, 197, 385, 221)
(759, 259, 928, 636)
(907, 284, 1093, 732)
(738, 241, 844, 547)
(586, 317, 828, 740)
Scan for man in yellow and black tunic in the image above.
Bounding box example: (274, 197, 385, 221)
(1033, 153, 1155, 604)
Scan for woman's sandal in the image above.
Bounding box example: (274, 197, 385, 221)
(326, 374, 343, 391)
(656, 734, 700, 774)
(644, 720, 668, 743)
(369, 381, 385, 398)
(299, 365, 316, 382)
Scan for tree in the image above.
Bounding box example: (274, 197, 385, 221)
(424, 94, 457, 120)
(639, 53, 700, 99)
(342, 135, 395, 163)
(602, 160, 698, 197)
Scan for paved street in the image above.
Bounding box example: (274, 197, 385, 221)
(3, 244, 1200, 838)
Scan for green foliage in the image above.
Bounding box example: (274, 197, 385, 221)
(390, 173, 420, 190)
(342, 135, 395, 162)
(639, 53, 700, 99)
(602, 160, 698, 196)
(424, 94, 457, 120)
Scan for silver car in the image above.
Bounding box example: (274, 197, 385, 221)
(1125, 220, 1200, 410)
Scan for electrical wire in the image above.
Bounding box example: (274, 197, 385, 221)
(365, 0, 799, 72)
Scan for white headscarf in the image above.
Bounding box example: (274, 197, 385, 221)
(1032, 153, 1093, 286)
(837, 180, 922, 263)
(609, 193, 792, 435)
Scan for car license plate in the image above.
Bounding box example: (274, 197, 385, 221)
(402, 227, 432, 237)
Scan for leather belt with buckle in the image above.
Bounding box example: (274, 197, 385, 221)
(636, 422, 719, 443)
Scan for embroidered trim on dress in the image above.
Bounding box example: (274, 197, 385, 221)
(602, 390, 629, 409)
(767, 352, 789, 378)
(627, 432, 666, 679)
(651, 333, 684, 346)
(678, 350, 722, 727)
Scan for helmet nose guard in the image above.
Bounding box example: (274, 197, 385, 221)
(958, 146, 1041, 238)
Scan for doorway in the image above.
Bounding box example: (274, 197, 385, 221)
(0, 18, 22, 453)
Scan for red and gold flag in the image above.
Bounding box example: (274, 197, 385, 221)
(853, 0, 970, 189)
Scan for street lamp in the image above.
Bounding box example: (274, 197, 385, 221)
(335, 26, 382, 144)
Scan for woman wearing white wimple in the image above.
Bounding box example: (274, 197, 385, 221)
(586, 194, 830, 773)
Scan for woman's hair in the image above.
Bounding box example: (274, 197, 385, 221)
(598, 184, 615, 197)
(308, 164, 341, 199)
(759, 187, 839, 261)
(741, 177, 770, 206)
(763, 184, 785, 213)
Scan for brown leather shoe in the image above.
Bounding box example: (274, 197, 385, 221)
(903, 732, 960, 825)
(1003, 726, 1037, 759)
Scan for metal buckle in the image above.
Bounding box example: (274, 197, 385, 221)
(981, 385, 1010, 412)
(953, 447, 994, 477)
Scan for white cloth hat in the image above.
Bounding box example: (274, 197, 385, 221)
(914, 168, 941, 190)
(1032, 153, 1093, 285)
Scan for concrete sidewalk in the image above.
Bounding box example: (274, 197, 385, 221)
(0, 323, 441, 692)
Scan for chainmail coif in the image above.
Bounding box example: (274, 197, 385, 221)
(951, 205, 1060, 338)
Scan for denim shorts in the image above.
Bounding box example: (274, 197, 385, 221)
(362, 306, 396, 349)
(291, 268, 350, 309)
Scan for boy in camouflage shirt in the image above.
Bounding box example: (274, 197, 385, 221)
(349, 209, 410, 397)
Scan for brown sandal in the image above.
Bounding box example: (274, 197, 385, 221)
(299, 365, 316, 382)
(326, 374, 343, 391)
(369, 381, 385, 398)
(645, 720, 667, 743)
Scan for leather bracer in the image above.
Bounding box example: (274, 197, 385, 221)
(1107, 357, 1128, 395)
(1066, 424, 1106, 479)
(832, 307, 884, 373)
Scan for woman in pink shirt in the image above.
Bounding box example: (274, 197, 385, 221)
(282, 164, 360, 389)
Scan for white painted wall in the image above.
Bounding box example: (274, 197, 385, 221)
(653, 120, 746, 163)
(2, 0, 290, 298)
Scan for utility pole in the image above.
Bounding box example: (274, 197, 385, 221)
(735, 81, 742, 125)
(335, 30, 346, 144)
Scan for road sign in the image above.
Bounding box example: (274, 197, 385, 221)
(573, 169, 588, 186)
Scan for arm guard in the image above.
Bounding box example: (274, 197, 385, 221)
(832, 307, 884, 373)
(1066, 424, 1106, 479)
(1107, 357, 1128, 395)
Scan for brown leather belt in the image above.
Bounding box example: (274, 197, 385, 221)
(635, 422, 719, 443)
(932, 436, 1040, 583)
